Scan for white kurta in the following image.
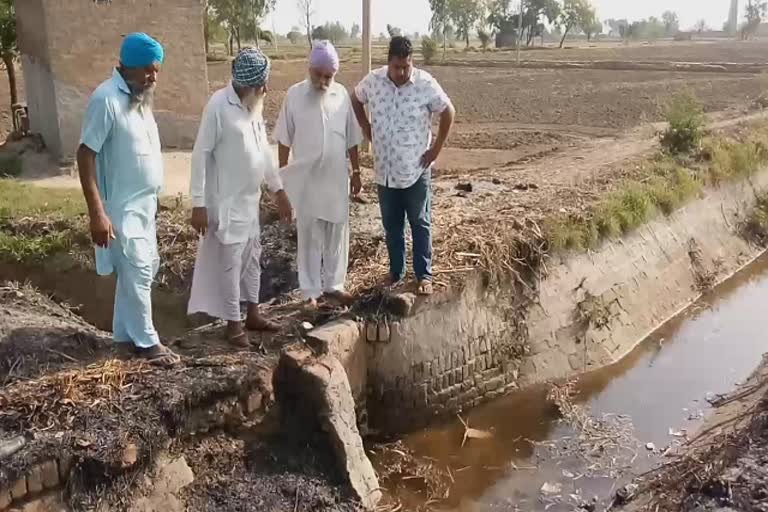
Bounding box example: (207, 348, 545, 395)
(274, 80, 363, 299)
(188, 84, 283, 321)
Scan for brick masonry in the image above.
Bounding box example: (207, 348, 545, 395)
(16, 0, 208, 161)
(361, 168, 768, 433)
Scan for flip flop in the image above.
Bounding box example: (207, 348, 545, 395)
(136, 344, 181, 367)
(227, 331, 251, 348)
(417, 279, 434, 296)
(245, 317, 281, 333)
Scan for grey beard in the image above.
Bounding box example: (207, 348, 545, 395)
(129, 85, 155, 110)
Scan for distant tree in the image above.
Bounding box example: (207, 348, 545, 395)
(584, 19, 602, 41)
(557, 0, 596, 48)
(311, 24, 331, 41)
(742, 0, 768, 39)
(210, 0, 276, 54)
(448, 0, 483, 48)
(350, 22, 361, 39)
(0, 0, 16, 109)
(319, 21, 349, 44)
(297, 0, 314, 47)
(662, 10, 680, 36)
(422, 36, 439, 63)
(287, 30, 303, 44)
(387, 24, 402, 38)
(478, 28, 492, 50)
(694, 19, 708, 33)
(429, 0, 451, 57)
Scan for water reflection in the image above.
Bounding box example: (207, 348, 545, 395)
(385, 253, 768, 510)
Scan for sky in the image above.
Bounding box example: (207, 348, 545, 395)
(265, 0, 735, 36)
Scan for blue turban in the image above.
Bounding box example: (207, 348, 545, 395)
(232, 47, 270, 88)
(120, 33, 164, 68)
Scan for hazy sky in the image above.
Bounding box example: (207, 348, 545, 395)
(265, 0, 734, 36)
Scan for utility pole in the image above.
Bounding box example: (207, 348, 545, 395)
(516, 0, 524, 66)
(362, 0, 372, 76)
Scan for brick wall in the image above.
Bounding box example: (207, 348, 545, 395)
(362, 168, 768, 434)
(17, 0, 208, 160)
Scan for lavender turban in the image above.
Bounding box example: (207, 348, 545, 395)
(310, 40, 340, 73)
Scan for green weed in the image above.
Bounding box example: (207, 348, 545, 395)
(660, 89, 706, 154)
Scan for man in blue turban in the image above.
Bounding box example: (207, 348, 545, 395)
(76, 32, 180, 365)
(188, 48, 292, 345)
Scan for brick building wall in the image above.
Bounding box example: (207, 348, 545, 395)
(17, 0, 208, 162)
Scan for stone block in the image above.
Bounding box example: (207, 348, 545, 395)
(468, 359, 476, 374)
(487, 390, 502, 400)
(442, 374, 449, 390)
(424, 361, 432, 377)
(486, 376, 505, 392)
(40, 461, 59, 490)
(412, 363, 423, 383)
(462, 365, 469, 381)
(448, 371, 455, 387)
(479, 357, 487, 371)
(26, 465, 44, 495)
(0, 487, 10, 510)
(471, 398, 482, 408)
(10, 478, 26, 501)
(454, 368, 462, 384)
(377, 322, 390, 343)
(485, 353, 493, 368)
(419, 384, 428, 406)
(568, 353, 585, 371)
(366, 323, 377, 343)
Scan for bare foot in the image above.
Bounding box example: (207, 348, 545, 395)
(303, 298, 319, 311)
(245, 315, 280, 332)
(135, 343, 181, 367)
(416, 279, 434, 296)
(323, 290, 355, 306)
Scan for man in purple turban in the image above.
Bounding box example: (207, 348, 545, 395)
(275, 41, 364, 309)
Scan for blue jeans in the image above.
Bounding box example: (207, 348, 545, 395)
(377, 171, 432, 282)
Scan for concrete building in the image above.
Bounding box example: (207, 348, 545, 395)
(16, 0, 208, 162)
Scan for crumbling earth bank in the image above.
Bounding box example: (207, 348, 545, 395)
(0, 284, 367, 511)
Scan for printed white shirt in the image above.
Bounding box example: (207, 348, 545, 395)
(274, 80, 363, 224)
(354, 66, 452, 189)
(190, 83, 283, 245)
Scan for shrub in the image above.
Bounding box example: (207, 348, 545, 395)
(659, 90, 706, 154)
(421, 37, 438, 64)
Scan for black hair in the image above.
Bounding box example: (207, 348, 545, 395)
(388, 36, 413, 61)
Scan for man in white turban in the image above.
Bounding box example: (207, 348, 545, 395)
(188, 48, 292, 346)
(275, 41, 363, 308)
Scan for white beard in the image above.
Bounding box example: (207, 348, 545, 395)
(243, 91, 265, 117)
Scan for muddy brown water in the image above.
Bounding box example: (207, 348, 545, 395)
(379, 253, 768, 511)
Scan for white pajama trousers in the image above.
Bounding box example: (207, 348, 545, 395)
(297, 216, 349, 300)
(188, 234, 261, 322)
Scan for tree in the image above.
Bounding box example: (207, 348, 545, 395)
(488, 0, 560, 48)
(478, 28, 492, 49)
(297, 0, 314, 46)
(448, 0, 483, 48)
(584, 19, 602, 41)
(557, 0, 595, 48)
(313, 21, 348, 44)
(0, 0, 16, 110)
(350, 22, 361, 39)
(429, 0, 451, 58)
(742, 0, 768, 39)
(287, 30, 303, 44)
(606, 18, 628, 38)
(387, 24, 402, 37)
(662, 10, 680, 36)
(694, 19, 708, 33)
(210, 0, 276, 53)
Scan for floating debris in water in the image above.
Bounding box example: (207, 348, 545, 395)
(541, 482, 562, 495)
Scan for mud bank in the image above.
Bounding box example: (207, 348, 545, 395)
(310, 166, 768, 434)
(0, 284, 376, 512)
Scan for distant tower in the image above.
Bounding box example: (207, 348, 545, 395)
(728, 0, 739, 35)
